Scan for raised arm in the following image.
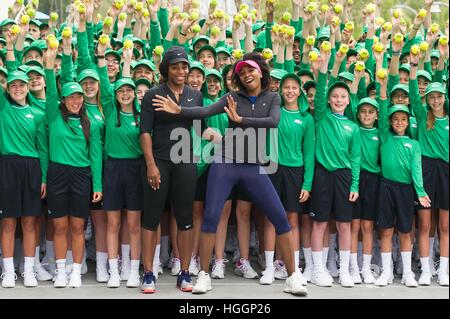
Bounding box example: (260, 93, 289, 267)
(44, 45, 60, 124)
(408, 52, 426, 122)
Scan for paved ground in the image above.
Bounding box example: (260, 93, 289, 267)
(0, 261, 448, 299)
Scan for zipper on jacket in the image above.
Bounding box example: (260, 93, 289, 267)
(252, 104, 255, 111)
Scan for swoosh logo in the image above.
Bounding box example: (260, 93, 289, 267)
(187, 98, 193, 102)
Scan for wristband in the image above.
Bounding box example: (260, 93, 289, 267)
(410, 62, 418, 67)
(180, 31, 187, 37)
(392, 51, 400, 56)
(97, 55, 105, 59)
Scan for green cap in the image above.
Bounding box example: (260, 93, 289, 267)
(399, 63, 410, 73)
(78, 69, 100, 82)
(270, 68, 288, 80)
(23, 44, 43, 57)
(366, 81, 376, 96)
(7, 70, 29, 84)
(0, 66, 7, 76)
(216, 46, 231, 57)
(338, 71, 354, 83)
(327, 81, 351, 97)
(134, 77, 152, 88)
(279, 73, 309, 113)
(252, 22, 265, 33)
(25, 66, 45, 77)
(390, 83, 409, 95)
(297, 69, 315, 81)
(192, 36, 210, 49)
(279, 72, 301, 88)
(189, 61, 206, 75)
(303, 80, 316, 91)
(30, 19, 42, 27)
(317, 27, 330, 40)
(114, 77, 136, 91)
(417, 70, 432, 82)
(0, 19, 16, 28)
(430, 50, 440, 59)
(105, 49, 121, 62)
(347, 48, 358, 57)
(205, 68, 222, 80)
(388, 104, 411, 117)
(61, 82, 83, 97)
(357, 97, 379, 110)
(133, 59, 156, 71)
(196, 45, 216, 58)
(425, 82, 446, 96)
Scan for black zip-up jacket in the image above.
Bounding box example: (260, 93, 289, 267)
(180, 90, 281, 164)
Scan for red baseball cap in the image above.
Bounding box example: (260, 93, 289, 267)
(235, 60, 262, 75)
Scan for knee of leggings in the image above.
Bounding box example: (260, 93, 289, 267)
(274, 220, 292, 236)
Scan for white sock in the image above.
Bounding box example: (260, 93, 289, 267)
(264, 251, 274, 270)
(131, 260, 140, 273)
(3, 257, 14, 273)
(66, 250, 73, 264)
(401, 251, 412, 274)
(429, 237, 435, 260)
(24, 257, 35, 273)
(154, 244, 161, 266)
(56, 259, 66, 272)
(72, 263, 82, 275)
(121, 244, 130, 264)
(350, 252, 359, 272)
(381, 252, 392, 273)
(34, 246, 41, 265)
(312, 251, 324, 272)
(294, 250, 300, 271)
(322, 247, 329, 266)
(362, 254, 372, 272)
(96, 251, 108, 268)
(439, 257, 449, 274)
(108, 258, 119, 274)
(339, 250, 351, 274)
(420, 257, 430, 273)
(45, 240, 55, 261)
(303, 247, 313, 268)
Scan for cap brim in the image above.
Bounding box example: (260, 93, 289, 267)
(169, 58, 189, 64)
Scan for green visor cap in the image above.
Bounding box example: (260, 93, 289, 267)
(425, 82, 446, 96)
(0, 19, 16, 28)
(196, 45, 216, 58)
(25, 66, 46, 77)
(0, 66, 7, 76)
(338, 71, 354, 83)
(252, 22, 265, 33)
(430, 50, 440, 59)
(270, 68, 288, 80)
(134, 77, 152, 88)
(390, 83, 409, 95)
(114, 77, 136, 91)
(317, 27, 330, 40)
(216, 46, 231, 57)
(7, 70, 28, 84)
(357, 97, 379, 110)
(327, 81, 351, 97)
(61, 82, 84, 97)
(105, 49, 121, 62)
(303, 80, 316, 91)
(347, 48, 358, 57)
(190, 61, 206, 75)
(78, 69, 100, 82)
(399, 63, 410, 73)
(279, 73, 301, 89)
(25, 60, 43, 68)
(30, 19, 42, 27)
(192, 36, 210, 49)
(417, 70, 432, 82)
(133, 59, 156, 71)
(205, 68, 222, 80)
(388, 104, 411, 117)
(297, 69, 315, 81)
(23, 45, 43, 57)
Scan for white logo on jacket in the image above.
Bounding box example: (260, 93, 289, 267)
(131, 122, 137, 126)
(26, 113, 34, 119)
(344, 125, 352, 131)
(294, 119, 303, 125)
(404, 143, 413, 149)
(372, 136, 379, 141)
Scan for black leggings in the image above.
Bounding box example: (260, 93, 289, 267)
(141, 159, 197, 231)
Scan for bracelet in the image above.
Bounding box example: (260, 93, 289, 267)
(410, 62, 418, 67)
(180, 31, 187, 37)
(96, 55, 105, 59)
(7, 49, 14, 51)
(392, 51, 400, 56)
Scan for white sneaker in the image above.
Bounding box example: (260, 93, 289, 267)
(259, 267, 275, 285)
(375, 270, 394, 287)
(339, 271, 355, 288)
(235, 259, 259, 279)
(68, 272, 82, 288)
(107, 271, 121, 288)
(297, 269, 308, 286)
(437, 271, 449, 286)
(401, 272, 418, 287)
(302, 265, 313, 282)
(192, 271, 212, 294)
(170, 258, 181, 276)
(418, 271, 432, 286)
(22, 271, 38, 287)
(189, 256, 200, 276)
(311, 270, 333, 287)
(274, 260, 288, 280)
(126, 271, 140, 288)
(361, 269, 376, 284)
(211, 259, 227, 279)
(53, 269, 68, 288)
(96, 264, 109, 283)
(120, 260, 131, 281)
(429, 258, 438, 276)
(257, 253, 266, 270)
(283, 271, 308, 296)
(34, 263, 53, 281)
(327, 259, 339, 278)
(1, 271, 17, 288)
(349, 266, 362, 284)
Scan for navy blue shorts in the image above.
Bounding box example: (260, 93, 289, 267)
(270, 165, 304, 213)
(419, 157, 449, 210)
(353, 170, 380, 221)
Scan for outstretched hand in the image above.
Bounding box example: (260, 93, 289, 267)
(224, 95, 242, 123)
(153, 94, 182, 114)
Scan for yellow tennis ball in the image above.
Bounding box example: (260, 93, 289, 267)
(210, 26, 220, 37)
(309, 51, 319, 62)
(382, 22, 392, 32)
(210, 0, 218, 7)
(410, 44, 420, 56)
(321, 4, 329, 13)
(373, 42, 384, 53)
(233, 49, 244, 60)
(49, 39, 59, 49)
(20, 14, 30, 25)
(119, 13, 127, 21)
(189, 10, 199, 21)
(331, 16, 341, 27)
(306, 35, 315, 46)
(262, 48, 273, 60)
(345, 22, 354, 32)
(123, 39, 133, 49)
(393, 33, 404, 43)
(153, 45, 164, 56)
(104, 17, 114, 27)
(355, 61, 365, 72)
(418, 8, 427, 18)
(286, 26, 295, 37)
(234, 14, 243, 23)
(62, 27, 72, 38)
(10, 25, 21, 35)
(359, 49, 369, 60)
(365, 3, 376, 14)
(191, 24, 201, 33)
(171, 6, 181, 14)
(419, 42, 429, 52)
(26, 8, 36, 19)
(334, 4, 343, 14)
(439, 35, 449, 46)
(50, 12, 59, 22)
(135, 2, 143, 11)
(16, 0, 24, 5)
(377, 68, 387, 79)
(393, 9, 401, 19)
(239, 3, 249, 11)
(272, 24, 281, 33)
(430, 23, 440, 33)
(78, 3, 86, 14)
(99, 34, 109, 45)
(306, 3, 317, 12)
(375, 17, 385, 27)
(321, 41, 331, 52)
(339, 44, 349, 54)
(142, 9, 150, 18)
(282, 12, 292, 22)
(113, 0, 124, 10)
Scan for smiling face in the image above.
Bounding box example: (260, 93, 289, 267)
(187, 69, 205, 91)
(427, 92, 445, 114)
(80, 78, 99, 100)
(206, 75, 221, 98)
(270, 78, 281, 92)
(418, 77, 429, 97)
(390, 111, 409, 135)
(217, 52, 232, 69)
(281, 78, 300, 106)
(391, 89, 409, 106)
(225, 69, 237, 92)
(306, 87, 316, 110)
(105, 54, 120, 79)
(28, 71, 45, 93)
(134, 65, 154, 82)
(399, 70, 409, 84)
(238, 65, 262, 93)
(167, 62, 189, 87)
(29, 24, 40, 39)
(198, 50, 215, 69)
(24, 49, 42, 64)
(116, 85, 135, 107)
(7, 80, 29, 104)
(293, 39, 301, 63)
(64, 93, 84, 114)
(357, 104, 378, 128)
(136, 83, 150, 104)
(328, 87, 349, 114)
